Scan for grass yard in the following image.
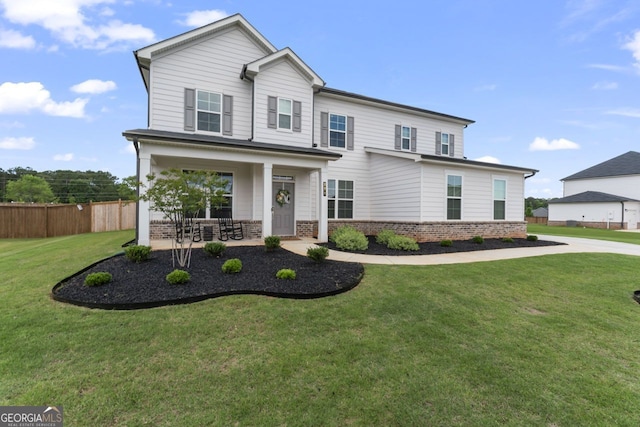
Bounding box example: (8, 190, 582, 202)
(528, 223, 640, 245)
(2, 231, 640, 425)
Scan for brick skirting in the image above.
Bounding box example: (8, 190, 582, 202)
(547, 220, 626, 230)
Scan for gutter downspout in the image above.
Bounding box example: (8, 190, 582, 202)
(240, 65, 255, 141)
(621, 201, 625, 230)
(133, 137, 140, 244)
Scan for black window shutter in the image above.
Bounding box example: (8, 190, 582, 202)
(449, 134, 455, 157)
(347, 116, 355, 151)
(223, 95, 233, 136)
(410, 127, 417, 152)
(184, 88, 195, 131)
(320, 112, 328, 147)
(394, 125, 401, 150)
(435, 131, 442, 155)
(267, 96, 277, 129)
(293, 101, 302, 132)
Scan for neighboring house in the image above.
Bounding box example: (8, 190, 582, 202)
(123, 14, 537, 245)
(532, 207, 548, 218)
(548, 151, 640, 229)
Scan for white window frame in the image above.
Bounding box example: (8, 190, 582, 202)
(401, 126, 411, 151)
(493, 177, 507, 220)
(277, 97, 292, 131)
(327, 179, 354, 219)
(446, 173, 463, 220)
(184, 169, 233, 218)
(329, 113, 347, 149)
(441, 133, 450, 156)
(196, 90, 222, 133)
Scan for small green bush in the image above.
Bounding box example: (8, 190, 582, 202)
(375, 229, 396, 245)
(386, 235, 420, 251)
(334, 228, 369, 251)
(527, 234, 539, 242)
(471, 235, 484, 244)
(440, 239, 453, 247)
(84, 272, 112, 287)
(502, 237, 514, 243)
(124, 245, 151, 263)
(276, 269, 296, 280)
(329, 225, 358, 243)
(307, 246, 329, 262)
(222, 258, 242, 274)
(166, 269, 190, 285)
(264, 235, 281, 251)
(203, 242, 226, 257)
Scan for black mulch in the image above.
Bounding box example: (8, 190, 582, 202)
(52, 246, 365, 310)
(322, 236, 565, 256)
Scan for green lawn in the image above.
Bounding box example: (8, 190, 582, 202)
(528, 223, 640, 245)
(2, 231, 640, 425)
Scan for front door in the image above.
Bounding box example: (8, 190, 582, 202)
(272, 182, 295, 236)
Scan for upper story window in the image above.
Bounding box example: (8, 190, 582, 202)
(436, 131, 455, 157)
(401, 126, 411, 150)
(197, 90, 222, 133)
(447, 174, 462, 220)
(330, 114, 347, 148)
(278, 98, 292, 130)
(441, 133, 450, 156)
(493, 179, 506, 220)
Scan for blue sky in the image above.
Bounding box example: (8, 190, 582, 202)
(1, 0, 639, 198)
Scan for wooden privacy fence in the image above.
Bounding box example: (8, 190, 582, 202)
(525, 216, 548, 224)
(0, 200, 136, 238)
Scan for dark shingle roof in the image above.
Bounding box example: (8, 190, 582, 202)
(562, 151, 640, 181)
(548, 191, 640, 204)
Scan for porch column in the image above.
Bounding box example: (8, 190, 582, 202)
(318, 167, 329, 242)
(262, 162, 273, 239)
(137, 154, 152, 246)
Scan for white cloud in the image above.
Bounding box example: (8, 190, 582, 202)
(529, 137, 580, 151)
(0, 136, 34, 149)
(53, 153, 74, 161)
(474, 155, 501, 164)
(120, 143, 136, 155)
(473, 84, 497, 92)
(591, 81, 617, 90)
(178, 9, 228, 27)
(0, 0, 156, 50)
(71, 79, 116, 94)
(0, 81, 88, 118)
(0, 28, 35, 49)
(586, 63, 627, 72)
(605, 108, 640, 118)
(623, 30, 640, 71)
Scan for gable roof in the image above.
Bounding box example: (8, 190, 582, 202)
(562, 151, 640, 181)
(548, 191, 640, 204)
(242, 47, 325, 89)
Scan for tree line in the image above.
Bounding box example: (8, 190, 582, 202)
(0, 167, 136, 203)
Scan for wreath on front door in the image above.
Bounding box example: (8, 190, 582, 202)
(275, 189, 291, 207)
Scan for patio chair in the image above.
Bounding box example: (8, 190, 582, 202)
(175, 211, 202, 243)
(217, 210, 243, 241)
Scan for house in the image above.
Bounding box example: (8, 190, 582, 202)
(123, 14, 537, 246)
(548, 151, 640, 229)
(532, 207, 548, 218)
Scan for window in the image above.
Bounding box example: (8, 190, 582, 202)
(401, 126, 411, 150)
(211, 172, 233, 218)
(441, 133, 450, 156)
(493, 179, 506, 220)
(447, 174, 462, 220)
(330, 114, 346, 148)
(328, 179, 353, 219)
(197, 90, 222, 133)
(278, 98, 292, 130)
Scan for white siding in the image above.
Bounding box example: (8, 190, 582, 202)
(549, 202, 624, 224)
(253, 60, 314, 146)
(369, 154, 422, 220)
(149, 27, 267, 138)
(564, 175, 640, 200)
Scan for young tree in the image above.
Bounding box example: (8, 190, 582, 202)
(6, 174, 56, 203)
(138, 168, 228, 268)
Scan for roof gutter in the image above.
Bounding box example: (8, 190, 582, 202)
(525, 171, 536, 179)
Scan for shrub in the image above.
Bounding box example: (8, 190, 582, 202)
(166, 269, 190, 285)
(375, 229, 396, 245)
(264, 235, 281, 251)
(222, 258, 242, 274)
(527, 234, 539, 242)
(84, 272, 112, 287)
(440, 239, 453, 247)
(502, 237, 514, 243)
(307, 246, 329, 262)
(329, 225, 358, 243)
(124, 245, 151, 263)
(386, 235, 420, 251)
(203, 242, 226, 257)
(334, 228, 369, 251)
(471, 235, 484, 244)
(276, 269, 296, 280)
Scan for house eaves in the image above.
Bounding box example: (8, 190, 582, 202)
(123, 129, 342, 161)
(242, 47, 325, 89)
(562, 151, 640, 181)
(320, 87, 475, 126)
(548, 191, 640, 204)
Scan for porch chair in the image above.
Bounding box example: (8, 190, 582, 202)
(217, 210, 244, 241)
(175, 210, 202, 243)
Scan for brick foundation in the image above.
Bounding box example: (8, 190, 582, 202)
(150, 219, 262, 241)
(548, 220, 626, 230)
